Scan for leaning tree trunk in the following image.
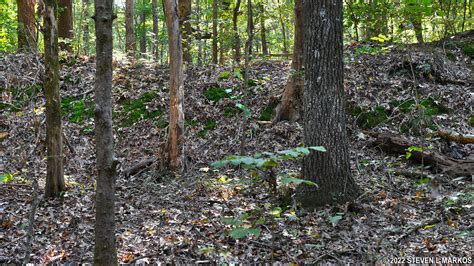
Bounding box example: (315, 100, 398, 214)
(273, 0, 303, 122)
(125, 0, 136, 55)
(58, 0, 73, 51)
(164, 0, 185, 172)
(43, 0, 65, 198)
(232, 0, 242, 64)
(296, 0, 360, 208)
(152, 0, 159, 60)
(93, 0, 118, 263)
(212, 0, 218, 64)
(17, 0, 37, 51)
(178, 0, 192, 63)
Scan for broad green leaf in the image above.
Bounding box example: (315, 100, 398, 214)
(229, 227, 261, 239)
(280, 176, 317, 186)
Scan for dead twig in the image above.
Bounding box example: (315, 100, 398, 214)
(396, 218, 441, 244)
(23, 179, 40, 264)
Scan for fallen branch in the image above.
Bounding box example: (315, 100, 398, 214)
(372, 132, 474, 177)
(438, 129, 474, 144)
(123, 157, 156, 177)
(396, 218, 441, 244)
(23, 179, 40, 264)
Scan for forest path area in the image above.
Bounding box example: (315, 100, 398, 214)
(0, 38, 473, 263)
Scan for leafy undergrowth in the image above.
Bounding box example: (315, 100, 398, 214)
(0, 41, 472, 263)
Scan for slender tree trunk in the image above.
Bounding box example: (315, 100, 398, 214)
(43, 0, 65, 198)
(197, 0, 203, 65)
(212, 0, 218, 64)
(152, 0, 159, 60)
(58, 0, 73, 51)
(82, 0, 90, 55)
(140, 1, 147, 55)
(278, 1, 287, 54)
(273, 0, 303, 122)
(17, 0, 37, 51)
(164, 0, 184, 172)
(232, 0, 242, 64)
(412, 18, 424, 43)
(296, 0, 360, 208)
(125, 0, 136, 55)
(461, 0, 467, 32)
(245, 0, 253, 57)
(260, 2, 268, 55)
(219, 45, 225, 64)
(92, 0, 118, 262)
(178, 0, 192, 63)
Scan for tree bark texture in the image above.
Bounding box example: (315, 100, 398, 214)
(297, 0, 360, 208)
(178, 0, 192, 63)
(140, 3, 147, 55)
(259, 2, 268, 56)
(212, 0, 218, 64)
(125, 0, 136, 55)
(82, 0, 90, 54)
(152, 0, 159, 60)
(232, 0, 242, 64)
(17, 0, 37, 51)
(58, 0, 73, 51)
(245, 0, 253, 57)
(43, 0, 65, 198)
(164, 0, 185, 172)
(273, 0, 303, 123)
(93, 0, 118, 262)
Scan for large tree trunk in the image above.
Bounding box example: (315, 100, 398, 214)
(296, 0, 360, 208)
(17, 0, 37, 51)
(43, 0, 65, 198)
(152, 0, 159, 60)
(273, 0, 303, 122)
(232, 0, 242, 64)
(125, 0, 136, 55)
(412, 18, 424, 44)
(82, 0, 90, 55)
(178, 0, 192, 63)
(93, 0, 118, 262)
(259, 2, 268, 56)
(58, 0, 73, 51)
(164, 0, 185, 172)
(140, 1, 147, 55)
(212, 0, 218, 64)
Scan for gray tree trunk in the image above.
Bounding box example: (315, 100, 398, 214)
(43, 0, 65, 198)
(125, 0, 136, 55)
(93, 0, 118, 262)
(296, 0, 360, 208)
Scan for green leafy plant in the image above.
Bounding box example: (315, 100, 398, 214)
(221, 213, 262, 239)
(405, 145, 423, 159)
(211, 146, 325, 191)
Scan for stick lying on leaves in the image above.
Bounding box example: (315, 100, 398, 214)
(396, 218, 441, 244)
(438, 129, 474, 144)
(23, 180, 40, 264)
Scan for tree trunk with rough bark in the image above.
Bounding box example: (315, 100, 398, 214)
(17, 0, 37, 51)
(245, 0, 253, 57)
(152, 0, 159, 60)
(212, 0, 218, 64)
(296, 0, 360, 208)
(93, 0, 118, 262)
(278, 1, 287, 54)
(273, 0, 303, 122)
(43, 0, 65, 198)
(164, 0, 184, 172)
(125, 0, 136, 55)
(232, 0, 242, 64)
(178, 0, 192, 63)
(58, 0, 73, 51)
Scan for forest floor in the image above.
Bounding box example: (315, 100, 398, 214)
(1, 36, 473, 264)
